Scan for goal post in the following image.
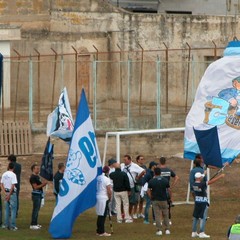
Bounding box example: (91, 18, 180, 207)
(102, 127, 212, 205)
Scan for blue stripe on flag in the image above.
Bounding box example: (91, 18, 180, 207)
(49, 167, 102, 238)
(193, 126, 223, 168)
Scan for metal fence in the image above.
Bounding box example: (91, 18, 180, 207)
(0, 47, 224, 130)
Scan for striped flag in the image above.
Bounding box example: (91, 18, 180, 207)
(47, 87, 74, 143)
(184, 41, 240, 165)
(49, 89, 102, 239)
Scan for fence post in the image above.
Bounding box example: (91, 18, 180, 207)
(13, 49, 21, 121)
(34, 48, 41, 122)
(156, 56, 161, 128)
(72, 46, 78, 113)
(127, 58, 132, 129)
(93, 59, 97, 129)
(29, 55, 33, 125)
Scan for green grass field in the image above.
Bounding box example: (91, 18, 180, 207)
(0, 197, 236, 240)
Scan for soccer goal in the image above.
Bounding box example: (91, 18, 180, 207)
(102, 127, 211, 205)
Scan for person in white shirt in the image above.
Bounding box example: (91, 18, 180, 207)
(121, 154, 146, 216)
(1, 162, 18, 231)
(96, 166, 112, 237)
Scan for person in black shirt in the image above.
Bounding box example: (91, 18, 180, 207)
(109, 163, 132, 223)
(53, 163, 65, 200)
(29, 163, 48, 230)
(8, 154, 21, 217)
(148, 167, 170, 236)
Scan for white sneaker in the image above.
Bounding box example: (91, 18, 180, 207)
(132, 214, 138, 219)
(191, 232, 199, 238)
(99, 232, 111, 236)
(165, 230, 170, 235)
(117, 220, 122, 223)
(153, 221, 156, 226)
(30, 225, 40, 230)
(169, 220, 172, 225)
(138, 213, 145, 218)
(156, 230, 162, 236)
(199, 232, 210, 238)
(125, 219, 133, 223)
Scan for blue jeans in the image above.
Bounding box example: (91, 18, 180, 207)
(31, 194, 42, 225)
(0, 194, 2, 225)
(192, 206, 209, 233)
(144, 194, 155, 222)
(4, 192, 17, 228)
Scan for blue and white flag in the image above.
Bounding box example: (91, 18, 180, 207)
(184, 40, 240, 165)
(49, 89, 102, 239)
(47, 87, 74, 143)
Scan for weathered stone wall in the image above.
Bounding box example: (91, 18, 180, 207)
(0, 0, 238, 127)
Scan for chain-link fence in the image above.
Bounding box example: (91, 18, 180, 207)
(0, 47, 224, 130)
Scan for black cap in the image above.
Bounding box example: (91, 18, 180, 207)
(108, 158, 117, 166)
(149, 161, 158, 169)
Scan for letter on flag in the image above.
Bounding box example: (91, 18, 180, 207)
(184, 40, 240, 165)
(40, 137, 54, 181)
(49, 89, 102, 239)
(47, 87, 74, 143)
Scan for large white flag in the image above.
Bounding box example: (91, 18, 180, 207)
(49, 89, 102, 238)
(47, 87, 74, 143)
(184, 41, 240, 164)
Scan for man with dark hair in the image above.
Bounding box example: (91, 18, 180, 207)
(8, 154, 21, 217)
(189, 154, 207, 198)
(53, 162, 65, 200)
(121, 154, 146, 216)
(29, 163, 48, 230)
(1, 162, 18, 230)
(142, 161, 158, 224)
(159, 156, 179, 224)
(133, 155, 147, 219)
(148, 167, 170, 236)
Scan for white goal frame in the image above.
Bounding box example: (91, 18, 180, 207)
(102, 127, 211, 205)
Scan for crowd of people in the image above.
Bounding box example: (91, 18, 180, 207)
(0, 153, 238, 239)
(0, 155, 65, 231)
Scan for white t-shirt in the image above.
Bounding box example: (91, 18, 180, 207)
(96, 174, 111, 199)
(1, 170, 17, 190)
(121, 162, 144, 188)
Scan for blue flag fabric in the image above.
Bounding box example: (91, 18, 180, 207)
(0, 53, 3, 102)
(184, 42, 240, 164)
(40, 137, 54, 181)
(49, 89, 102, 239)
(47, 87, 74, 143)
(193, 126, 223, 168)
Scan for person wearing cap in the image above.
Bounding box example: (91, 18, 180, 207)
(189, 154, 207, 198)
(121, 154, 146, 216)
(227, 215, 240, 240)
(108, 158, 118, 216)
(141, 161, 158, 224)
(109, 163, 132, 223)
(191, 171, 225, 238)
(96, 166, 112, 237)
